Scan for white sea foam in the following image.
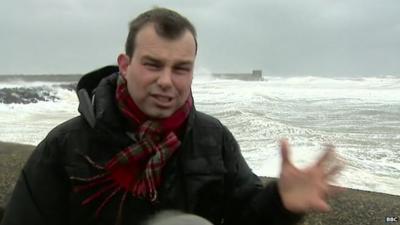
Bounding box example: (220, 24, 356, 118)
(192, 75, 400, 195)
(0, 87, 78, 144)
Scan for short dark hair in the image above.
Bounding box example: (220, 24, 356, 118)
(125, 7, 197, 57)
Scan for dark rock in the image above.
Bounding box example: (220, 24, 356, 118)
(0, 87, 59, 104)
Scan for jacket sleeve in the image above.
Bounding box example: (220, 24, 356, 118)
(221, 126, 303, 225)
(1, 135, 70, 225)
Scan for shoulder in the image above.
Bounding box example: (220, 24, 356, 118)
(45, 116, 92, 142)
(193, 111, 236, 140)
(190, 110, 238, 152)
(193, 111, 225, 130)
(33, 116, 93, 161)
(192, 110, 230, 140)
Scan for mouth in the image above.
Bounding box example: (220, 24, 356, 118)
(151, 94, 174, 107)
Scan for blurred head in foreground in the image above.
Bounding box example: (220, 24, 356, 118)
(145, 211, 213, 225)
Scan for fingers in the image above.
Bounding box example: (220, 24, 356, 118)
(316, 144, 346, 181)
(316, 144, 335, 167)
(280, 139, 292, 166)
(325, 162, 345, 181)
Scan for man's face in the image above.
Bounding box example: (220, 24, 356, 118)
(118, 24, 196, 119)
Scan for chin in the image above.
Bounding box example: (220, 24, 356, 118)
(146, 109, 174, 119)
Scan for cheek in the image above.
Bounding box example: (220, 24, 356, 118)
(174, 76, 192, 94)
(125, 75, 146, 101)
(126, 68, 153, 91)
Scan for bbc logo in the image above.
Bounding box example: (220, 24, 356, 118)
(386, 216, 399, 223)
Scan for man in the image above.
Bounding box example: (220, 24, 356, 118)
(1, 8, 342, 225)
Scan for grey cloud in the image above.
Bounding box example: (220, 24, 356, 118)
(1, 0, 399, 76)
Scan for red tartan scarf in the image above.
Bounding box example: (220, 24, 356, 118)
(70, 74, 192, 220)
(112, 74, 192, 199)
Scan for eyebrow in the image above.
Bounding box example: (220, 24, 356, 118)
(141, 55, 193, 66)
(141, 55, 162, 64)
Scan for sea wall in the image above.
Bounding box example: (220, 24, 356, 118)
(212, 70, 263, 81)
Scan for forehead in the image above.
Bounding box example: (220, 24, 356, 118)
(133, 24, 196, 62)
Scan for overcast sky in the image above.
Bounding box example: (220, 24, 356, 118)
(1, 0, 399, 76)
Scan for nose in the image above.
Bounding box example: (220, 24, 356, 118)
(157, 69, 173, 90)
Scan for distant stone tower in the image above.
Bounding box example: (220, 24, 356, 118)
(252, 70, 263, 81)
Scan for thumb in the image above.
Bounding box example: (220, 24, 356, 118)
(280, 139, 292, 166)
(312, 199, 331, 212)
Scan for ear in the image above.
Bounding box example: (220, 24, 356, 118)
(117, 54, 130, 79)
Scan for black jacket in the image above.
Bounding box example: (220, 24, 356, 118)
(1, 66, 302, 225)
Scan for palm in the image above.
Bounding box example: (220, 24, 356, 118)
(278, 140, 343, 213)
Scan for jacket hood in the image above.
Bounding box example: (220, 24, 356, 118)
(77, 65, 119, 96)
(76, 65, 120, 129)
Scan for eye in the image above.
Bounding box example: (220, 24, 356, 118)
(144, 62, 161, 70)
(174, 66, 191, 74)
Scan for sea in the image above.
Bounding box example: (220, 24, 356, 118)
(0, 73, 399, 196)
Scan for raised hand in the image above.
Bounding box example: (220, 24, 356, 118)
(277, 139, 344, 213)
